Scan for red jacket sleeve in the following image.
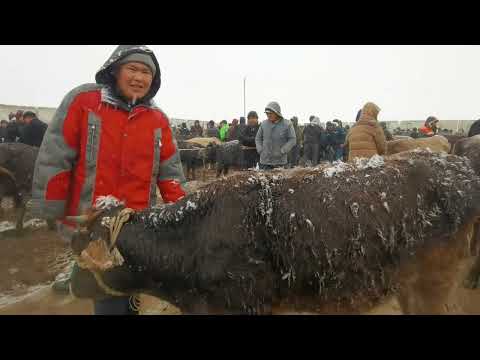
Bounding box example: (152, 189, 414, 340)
(31, 86, 86, 220)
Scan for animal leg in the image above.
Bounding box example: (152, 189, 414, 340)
(47, 219, 56, 231)
(15, 204, 27, 234)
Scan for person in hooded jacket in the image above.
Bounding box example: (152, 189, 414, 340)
(419, 116, 439, 137)
(31, 45, 186, 315)
(345, 102, 386, 161)
(255, 102, 296, 170)
(302, 116, 323, 167)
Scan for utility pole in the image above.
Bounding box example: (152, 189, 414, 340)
(243, 76, 247, 119)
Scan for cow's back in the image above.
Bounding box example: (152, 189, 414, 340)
(0, 143, 39, 194)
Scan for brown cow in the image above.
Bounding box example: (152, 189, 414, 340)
(387, 135, 450, 155)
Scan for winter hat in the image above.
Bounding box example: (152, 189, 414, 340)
(359, 102, 380, 122)
(265, 101, 283, 118)
(247, 111, 258, 119)
(23, 111, 37, 119)
(117, 53, 157, 76)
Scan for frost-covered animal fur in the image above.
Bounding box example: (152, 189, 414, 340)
(75, 151, 480, 314)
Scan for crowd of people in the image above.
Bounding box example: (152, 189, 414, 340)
(171, 103, 463, 171)
(0, 109, 47, 147)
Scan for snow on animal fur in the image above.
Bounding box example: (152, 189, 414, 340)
(74, 150, 480, 314)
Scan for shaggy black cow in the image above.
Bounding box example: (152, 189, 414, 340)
(68, 151, 480, 314)
(0, 143, 48, 232)
(205, 140, 242, 177)
(177, 140, 206, 181)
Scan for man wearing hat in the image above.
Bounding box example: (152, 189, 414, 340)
(239, 110, 260, 168)
(255, 101, 296, 170)
(20, 111, 48, 147)
(32, 45, 186, 315)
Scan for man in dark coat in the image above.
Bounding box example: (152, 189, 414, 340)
(240, 111, 260, 168)
(324, 121, 342, 162)
(20, 111, 48, 147)
(302, 116, 323, 167)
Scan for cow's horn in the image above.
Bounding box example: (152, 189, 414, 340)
(65, 215, 90, 225)
(0, 166, 16, 182)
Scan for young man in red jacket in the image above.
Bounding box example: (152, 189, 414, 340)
(32, 45, 186, 315)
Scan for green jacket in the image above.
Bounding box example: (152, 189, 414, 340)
(219, 124, 230, 142)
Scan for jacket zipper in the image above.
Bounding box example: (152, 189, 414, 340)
(87, 124, 96, 164)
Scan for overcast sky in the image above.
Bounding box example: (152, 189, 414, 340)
(1, 45, 480, 123)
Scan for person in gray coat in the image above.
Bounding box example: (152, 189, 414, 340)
(255, 101, 296, 170)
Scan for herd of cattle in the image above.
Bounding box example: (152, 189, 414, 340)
(2, 132, 480, 314)
(177, 133, 468, 180)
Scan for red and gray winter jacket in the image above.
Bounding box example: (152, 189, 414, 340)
(31, 45, 186, 226)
